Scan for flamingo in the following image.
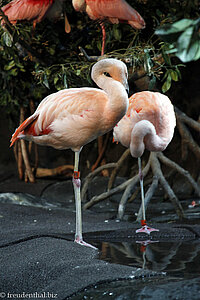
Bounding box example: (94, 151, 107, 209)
(0, 0, 71, 33)
(10, 58, 129, 248)
(72, 0, 145, 55)
(113, 91, 176, 234)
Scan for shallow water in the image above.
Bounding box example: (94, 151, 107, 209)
(94, 240, 200, 279)
(70, 240, 200, 299)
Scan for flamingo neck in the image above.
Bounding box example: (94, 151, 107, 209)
(130, 120, 168, 158)
(91, 65, 128, 120)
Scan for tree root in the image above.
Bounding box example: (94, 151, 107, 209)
(117, 158, 151, 219)
(157, 152, 200, 196)
(83, 149, 200, 221)
(20, 139, 35, 183)
(13, 105, 39, 182)
(175, 107, 200, 160)
(147, 152, 184, 220)
(108, 148, 130, 190)
(83, 107, 199, 223)
(91, 133, 110, 176)
(35, 165, 74, 178)
(81, 163, 117, 202)
(83, 175, 133, 210)
(119, 151, 189, 220)
(136, 175, 158, 221)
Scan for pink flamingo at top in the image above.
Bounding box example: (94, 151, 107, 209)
(72, 0, 145, 55)
(10, 58, 129, 248)
(0, 0, 71, 32)
(113, 91, 176, 234)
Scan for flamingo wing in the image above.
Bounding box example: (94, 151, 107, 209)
(86, 0, 145, 29)
(114, 91, 176, 150)
(10, 88, 114, 151)
(10, 113, 39, 147)
(1, 0, 54, 24)
(128, 92, 176, 148)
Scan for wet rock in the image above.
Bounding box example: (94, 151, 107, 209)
(41, 180, 74, 208)
(73, 277, 200, 300)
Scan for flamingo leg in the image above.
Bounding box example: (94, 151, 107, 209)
(73, 151, 97, 249)
(100, 22, 106, 56)
(136, 157, 159, 235)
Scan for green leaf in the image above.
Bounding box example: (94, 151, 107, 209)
(169, 69, 179, 81)
(156, 19, 194, 36)
(43, 74, 50, 89)
(63, 74, 68, 88)
(2, 32, 13, 47)
(170, 19, 194, 32)
(175, 26, 200, 62)
(54, 76, 59, 85)
(156, 18, 200, 62)
(10, 68, 18, 76)
(4, 60, 15, 71)
(162, 50, 171, 66)
(113, 26, 121, 41)
(162, 74, 172, 93)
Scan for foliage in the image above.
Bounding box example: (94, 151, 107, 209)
(0, 0, 199, 121)
(156, 18, 200, 63)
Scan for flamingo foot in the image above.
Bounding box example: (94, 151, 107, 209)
(136, 225, 159, 235)
(74, 236, 97, 250)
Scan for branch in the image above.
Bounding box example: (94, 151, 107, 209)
(20, 140, 35, 183)
(150, 152, 185, 220)
(91, 133, 110, 172)
(176, 118, 200, 160)
(175, 107, 200, 132)
(136, 175, 159, 221)
(108, 148, 130, 190)
(117, 156, 151, 219)
(157, 152, 200, 197)
(79, 47, 99, 62)
(35, 165, 74, 178)
(81, 163, 116, 201)
(83, 176, 134, 210)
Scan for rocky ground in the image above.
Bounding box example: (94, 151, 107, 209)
(0, 169, 200, 299)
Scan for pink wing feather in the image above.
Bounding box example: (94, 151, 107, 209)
(10, 87, 119, 151)
(1, 0, 54, 24)
(86, 0, 145, 29)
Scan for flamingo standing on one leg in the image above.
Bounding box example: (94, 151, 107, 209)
(0, 0, 71, 33)
(10, 58, 129, 248)
(113, 91, 176, 234)
(72, 0, 145, 55)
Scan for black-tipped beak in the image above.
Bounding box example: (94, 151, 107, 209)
(126, 84, 129, 95)
(124, 79, 129, 95)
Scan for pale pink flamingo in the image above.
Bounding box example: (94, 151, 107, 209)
(10, 58, 129, 248)
(0, 0, 71, 32)
(72, 0, 145, 55)
(113, 91, 176, 234)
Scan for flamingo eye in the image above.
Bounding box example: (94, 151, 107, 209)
(104, 72, 111, 77)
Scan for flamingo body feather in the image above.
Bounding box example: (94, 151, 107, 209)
(11, 59, 129, 152)
(113, 91, 176, 157)
(114, 91, 176, 234)
(1, 0, 64, 26)
(85, 0, 145, 29)
(73, 0, 145, 29)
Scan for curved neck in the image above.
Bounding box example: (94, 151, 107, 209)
(130, 120, 168, 158)
(91, 66, 128, 120)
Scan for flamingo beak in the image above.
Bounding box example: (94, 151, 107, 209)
(125, 80, 129, 95)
